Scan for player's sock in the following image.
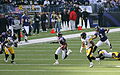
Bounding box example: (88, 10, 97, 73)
(93, 46, 97, 53)
(4, 54, 9, 62)
(5, 54, 9, 60)
(54, 54, 59, 64)
(55, 54, 58, 60)
(11, 54, 15, 61)
(64, 55, 68, 59)
(25, 36, 28, 42)
(91, 56, 96, 60)
(87, 56, 92, 62)
(110, 44, 112, 50)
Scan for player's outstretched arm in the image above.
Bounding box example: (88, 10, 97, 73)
(49, 41, 59, 44)
(92, 35, 97, 40)
(105, 28, 110, 33)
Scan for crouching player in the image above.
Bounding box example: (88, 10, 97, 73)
(97, 49, 120, 60)
(80, 32, 99, 68)
(54, 32, 72, 65)
(2, 36, 17, 64)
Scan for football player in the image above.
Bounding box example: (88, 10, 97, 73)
(80, 32, 99, 68)
(2, 36, 17, 64)
(92, 26, 112, 53)
(0, 30, 12, 54)
(0, 30, 17, 64)
(53, 32, 72, 65)
(97, 49, 120, 60)
(21, 13, 31, 42)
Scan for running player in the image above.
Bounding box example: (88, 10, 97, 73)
(1, 30, 17, 64)
(53, 32, 72, 65)
(80, 32, 99, 68)
(0, 29, 13, 53)
(21, 13, 31, 42)
(92, 26, 112, 53)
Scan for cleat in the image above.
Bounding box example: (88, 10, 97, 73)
(89, 62, 94, 68)
(18, 41, 22, 44)
(53, 61, 59, 65)
(67, 49, 72, 55)
(11, 61, 16, 64)
(4, 58, 8, 62)
(110, 46, 112, 50)
(25, 39, 28, 43)
(96, 58, 101, 64)
(96, 58, 100, 61)
(68, 49, 72, 53)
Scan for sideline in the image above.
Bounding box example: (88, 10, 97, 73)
(19, 28, 120, 45)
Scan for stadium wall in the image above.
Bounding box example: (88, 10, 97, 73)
(103, 12, 120, 27)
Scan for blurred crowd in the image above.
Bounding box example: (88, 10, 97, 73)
(0, 6, 85, 43)
(0, 0, 120, 13)
(0, 0, 120, 43)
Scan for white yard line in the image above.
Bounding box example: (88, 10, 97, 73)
(0, 63, 113, 66)
(0, 59, 86, 60)
(0, 54, 85, 56)
(0, 64, 85, 66)
(19, 28, 120, 46)
(0, 70, 120, 72)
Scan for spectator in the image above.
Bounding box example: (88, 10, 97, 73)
(43, 0, 50, 6)
(82, 8, 90, 28)
(51, 11, 56, 28)
(0, 14, 8, 35)
(33, 13, 40, 34)
(61, 9, 69, 28)
(13, 15, 21, 43)
(69, 8, 77, 30)
(98, 7, 104, 27)
(42, 0, 50, 12)
(7, 13, 14, 36)
(55, 12, 62, 33)
(41, 12, 47, 32)
(74, 4, 82, 28)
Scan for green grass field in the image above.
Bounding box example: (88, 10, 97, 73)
(0, 30, 120, 75)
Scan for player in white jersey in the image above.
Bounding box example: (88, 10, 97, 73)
(53, 32, 72, 65)
(80, 32, 99, 68)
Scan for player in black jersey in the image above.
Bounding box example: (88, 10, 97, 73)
(92, 26, 112, 53)
(53, 32, 72, 65)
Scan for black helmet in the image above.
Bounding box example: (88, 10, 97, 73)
(81, 32, 86, 39)
(6, 29, 12, 37)
(57, 32, 63, 37)
(95, 26, 100, 31)
(7, 29, 12, 34)
(98, 49, 102, 54)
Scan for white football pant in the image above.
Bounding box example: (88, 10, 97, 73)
(55, 47, 67, 60)
(24, 26, 29, 35)
(96, 39, 111, 47)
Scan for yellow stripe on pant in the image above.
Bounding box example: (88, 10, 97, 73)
(4, 47, 15, 54)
